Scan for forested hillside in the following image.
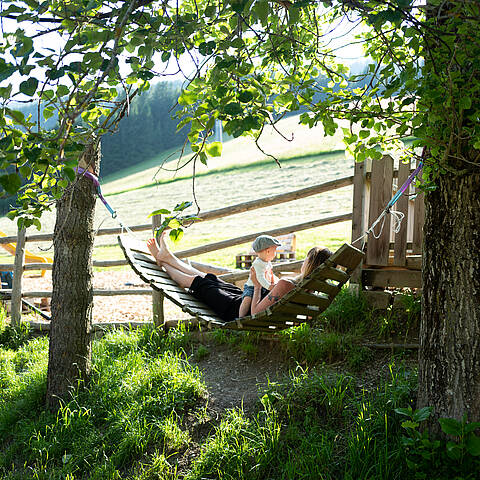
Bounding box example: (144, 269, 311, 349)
(100, 81, 188, 177)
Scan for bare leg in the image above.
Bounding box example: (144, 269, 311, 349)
(147, 236, 205, 277)
(238, 296, 251, 317)
(161, 263, 197, 289)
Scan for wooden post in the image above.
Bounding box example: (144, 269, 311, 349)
(151, 215, 165, 329)
(350, 160, 366, 289)
(11, 227, 26, 326)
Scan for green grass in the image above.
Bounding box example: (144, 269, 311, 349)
(0, 299, 467, 480)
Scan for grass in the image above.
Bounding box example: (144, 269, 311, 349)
(0, 292, 470, 480)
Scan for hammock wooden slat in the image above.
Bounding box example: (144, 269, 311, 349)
(119, 235, 364, 332)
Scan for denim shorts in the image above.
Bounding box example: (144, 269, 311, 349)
(242, 284, 269, 299)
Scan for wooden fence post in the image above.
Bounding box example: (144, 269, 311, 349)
(350, 160, 366, 291)
(151, 215, 165, 329)
(11, 227, 26, 326)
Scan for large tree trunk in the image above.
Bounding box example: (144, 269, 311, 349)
(46, 142, 100, 410)
(418, 172, 480, 431)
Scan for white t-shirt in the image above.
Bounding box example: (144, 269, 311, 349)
(245, 257, 278, 290)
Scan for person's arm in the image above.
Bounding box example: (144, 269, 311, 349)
(250, 267, 295, 315)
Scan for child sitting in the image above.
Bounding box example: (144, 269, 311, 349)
(238, 235, 281, 317)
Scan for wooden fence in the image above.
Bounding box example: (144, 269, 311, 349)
(0, 155, 426, 325)
(0, 175, 354, 327)
(350, 154, 424, 298)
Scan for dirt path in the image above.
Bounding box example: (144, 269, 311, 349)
(193, 340, 290, 414)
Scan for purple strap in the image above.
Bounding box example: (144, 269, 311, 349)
(75, 167, 117, 217)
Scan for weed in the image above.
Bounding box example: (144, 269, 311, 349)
(396, 407, 480, 479)
(319, 287, 372, 334)
(137, 324, 194, 357)
(279, 323, 357, 364)
(0, 329, 206, 479)
(346, 345, 374, 371)
(194, 344, 210, 361)
(0, 321, 32, 350)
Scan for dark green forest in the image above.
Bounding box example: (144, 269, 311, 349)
(100, 80, 188, 178)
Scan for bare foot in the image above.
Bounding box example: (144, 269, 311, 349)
(147, 238, 166, 265)
(157, 230, 173, 256)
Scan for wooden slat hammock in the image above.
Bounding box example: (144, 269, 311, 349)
(119, 235, 365, 333)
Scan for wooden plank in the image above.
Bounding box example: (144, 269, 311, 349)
(132, 251, 157, 265)
(311, 266, 349, 283)
(327, 243, 365, 272)
(412, 183, 425, 254)
(289, 291, 331, 309)
(11, 227, 26, 326)
(393, 160, 410, 266)
(303, 279, 341, 297)
(366, 155, 394, 266)
(274, 303, 320, 316)
(147, 279, 188, 293)
(351, 160, 366, 284)
(406, 255, 422, 270)
(362, 269, 422, 288)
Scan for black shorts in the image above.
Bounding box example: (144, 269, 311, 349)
(189, 273, 243, 322)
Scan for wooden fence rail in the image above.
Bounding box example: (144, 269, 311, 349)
(1, 176, 354, 323)
(0, 176, 353, 245)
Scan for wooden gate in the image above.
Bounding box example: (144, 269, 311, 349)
(351, 155, 423, 290)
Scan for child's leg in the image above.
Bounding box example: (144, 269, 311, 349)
(238, 296, 252, 317)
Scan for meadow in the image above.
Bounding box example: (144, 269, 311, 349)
(0, 114, 353, 268)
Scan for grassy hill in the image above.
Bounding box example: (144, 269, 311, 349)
(0, 114, 354, 268)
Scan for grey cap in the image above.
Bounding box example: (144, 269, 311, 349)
(252, 235, 281, 253)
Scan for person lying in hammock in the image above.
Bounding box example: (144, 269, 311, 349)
(147, 233, 332, 322)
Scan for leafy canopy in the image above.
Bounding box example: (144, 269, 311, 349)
(1, 0, 479, 227)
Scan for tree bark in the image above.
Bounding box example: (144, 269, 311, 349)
(418, 172, 480, 431)
(46, 142, 100, 410)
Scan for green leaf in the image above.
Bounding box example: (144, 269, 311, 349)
(206, 141, 222, 157)
(64, 167, 76, 182)
(223, 102, 243, 116)
(0, 174, 22, 195)
(446, 441, 463, 460)
(238, 90, 254, 103)
(413, 407, 433, 423)
(359, 130, 370, 139)
(0, 60, 17, 82)
(395, 407, 413, 417)
(439, 417, 463, 436)
(173, 201, 192, 212)
(148, 209, 171, 217)
(401, 420, 419, 429)
(466, 434, 480, 456)
(178, 90, 197, 105)
(459, 97, 472, 110)
(169, 228, 184, 243)
(19, 77, 38, 97)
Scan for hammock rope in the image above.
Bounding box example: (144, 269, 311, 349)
(75, 167, 134, 235)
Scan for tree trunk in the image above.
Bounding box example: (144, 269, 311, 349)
(46, 142, 100, 410)
(418, 172, 480, 431)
